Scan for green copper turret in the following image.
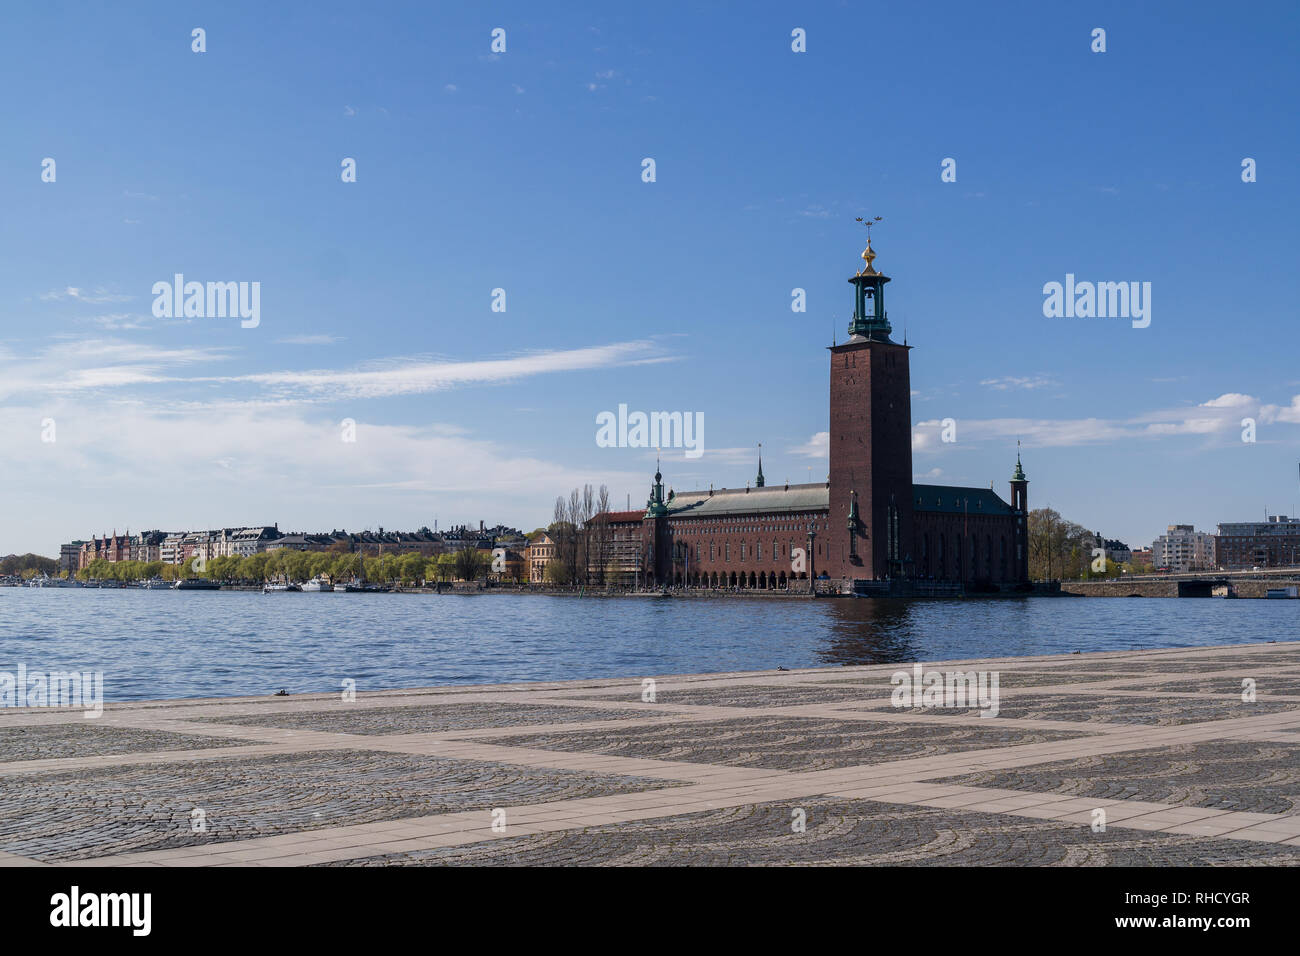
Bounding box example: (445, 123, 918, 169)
(846, 239, 893, 341)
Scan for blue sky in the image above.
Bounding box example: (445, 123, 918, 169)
(2, 0, 1298, 555)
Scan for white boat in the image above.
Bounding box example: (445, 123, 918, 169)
(27, 575, 70, 588)
(301, 576, 334, 592)
(263, 582, 302, 593)
(139, 578, 170, 589)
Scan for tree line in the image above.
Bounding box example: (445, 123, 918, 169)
(73, 546, 505, 585)
(1028, 507, 1152, 581)
(0, 553, 59, 577)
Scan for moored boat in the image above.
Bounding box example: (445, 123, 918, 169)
(174, 578, 221, 590)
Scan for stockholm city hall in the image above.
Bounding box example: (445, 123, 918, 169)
(619, 233, 1030, 594)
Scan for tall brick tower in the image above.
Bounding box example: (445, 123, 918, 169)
(1010, 449, 1030, 582)
(827, 233, 914, 583)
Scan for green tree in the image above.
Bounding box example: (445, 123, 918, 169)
(452, 547, 489, 582)
(398, 552, 425, 585)
(544, 560, 572, 585)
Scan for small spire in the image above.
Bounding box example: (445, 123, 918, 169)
(755, 443, 765, 487)
(1012, 440, 1027, 482)
(858, 239, 878, 276)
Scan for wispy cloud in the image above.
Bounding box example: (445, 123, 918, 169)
(40, 287, 132, 304)
(274, 334, 344, 346)
(217, 341, 671, 399)
(911, 393, 1292, 451)
(979, 375, 1059, 391)
(0, 338, 672, 403)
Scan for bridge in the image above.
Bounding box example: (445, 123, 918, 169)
(1062, 570, 1300, 598)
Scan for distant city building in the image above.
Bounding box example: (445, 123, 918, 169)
(1129, 547, 1154, 567)
(129, 531, 166, 563)
(1103, 539, 1131, 564)
(69, 521, 525, 569)
(1152, 525, 1215, 572)
(1089, 532, 1130, 565)
(218, 526, 281, 557)
(59, 541, 85, 574)
(1216, 515, 1300, 569)
(526, 533, 557, 584)
(78, 532, 132, 570)
(589, 511, 647, 585)
(160, 533, 186, 565)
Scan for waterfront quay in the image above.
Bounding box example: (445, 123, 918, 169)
(2, 641, 1300, 867)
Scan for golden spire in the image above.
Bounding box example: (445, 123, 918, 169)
(855, 216, 882, 276)
(859, 240, 878, 276)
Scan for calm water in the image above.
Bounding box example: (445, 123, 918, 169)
(0, 589, 1295, 702)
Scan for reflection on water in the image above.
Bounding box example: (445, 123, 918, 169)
(0, 589, 1291, 701)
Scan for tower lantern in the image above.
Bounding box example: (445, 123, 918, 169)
(848, 216, 892, 341)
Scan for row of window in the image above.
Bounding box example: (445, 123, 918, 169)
(694, 540, 823, 564)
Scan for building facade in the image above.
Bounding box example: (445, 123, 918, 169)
(1216, 515, 1300, 569)
(1152, 524, 1216, 572)
(633, 240, 1029, 593)
(526, 533, 558, 583)
(59, 541, 85, 574)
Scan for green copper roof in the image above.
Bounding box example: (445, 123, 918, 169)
(913, 485, 1015, 516)
(665, 483, 829, 518)
(1012, 456, 1027, 482)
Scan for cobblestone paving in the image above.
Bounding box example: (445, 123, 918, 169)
(1, 641, 1298, 867)
(490, 716, 1091, 772)
(0, 750, 680, 862)
(1059, 654, 1300, 673)
(585, 684, 876, 708)
(1105, 676, 1300, 696)
(200, 702, 643, 735)
(893, 693, 1300, 725)
(936, 741, 1300, 815)
(824, 671, 1134, 689)
(323, 797, 1300, 867)
(0, 723, 253, 762)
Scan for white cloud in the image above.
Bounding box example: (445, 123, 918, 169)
(0, 401, 646, 553)
(792, 431, 828, 458)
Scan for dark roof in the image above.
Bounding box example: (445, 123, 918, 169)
(666, 483, 830, 519)
(912, 484, 1015, 516)
(594, 510, 645, 524)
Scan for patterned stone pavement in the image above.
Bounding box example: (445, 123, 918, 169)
(0, 640, 1298, 867)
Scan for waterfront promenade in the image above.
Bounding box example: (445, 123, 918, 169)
(2, 641, 1300, 866)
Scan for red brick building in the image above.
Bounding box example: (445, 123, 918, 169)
(78, 531, 132, 570)
(635, 239, 1029, 593)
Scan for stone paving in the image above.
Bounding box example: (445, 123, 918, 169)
(0, 640, 1298, 866)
